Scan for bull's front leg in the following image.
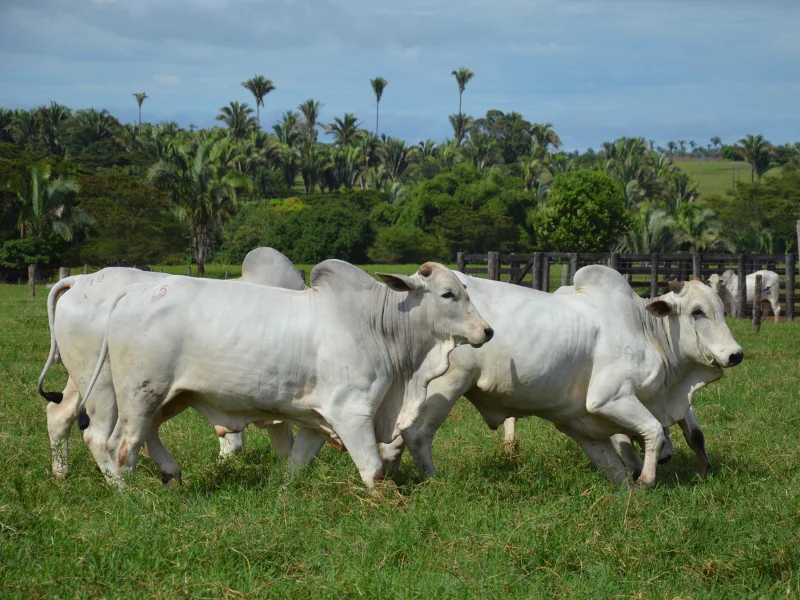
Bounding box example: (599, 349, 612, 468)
(678, 406, 713, 477)
(586, 384, 665, 488)
(326, 411, 385, 489)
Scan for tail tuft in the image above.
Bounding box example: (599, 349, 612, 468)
(42, 391, 64, 404)
(78, 409, 90, 430)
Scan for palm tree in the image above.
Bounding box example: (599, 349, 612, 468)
(325, 113, 361, 148)
(273, 111, 302, 147)
(448, 113, 473, 147)
(674, 205, 732, 252)
(0, 108, 15, 143)
(216, 101, 257, 139)
(710, 136, 722, 157)
(666, 141, 677, 156)
(378, 138, 419, 182)
(148, 138, 250, 276)
(299, 140, 330, 193)
(530, 122, 562, 158)
(678, 140, 687, 155)
(4, 160, 90, 294)
(451, 67, 475, 116)
(370, 77, 388, 135)
(619, 202, 677, 254)
(241, 75, 275, 129)
(736, 134, 773, 182)
(461, 131, 500, 171)
(133, 93, 148, 128)
(298, 99, 323, 140)
(37, 102, 72, 156)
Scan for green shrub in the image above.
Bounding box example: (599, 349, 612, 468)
(367, 224, 445, 263)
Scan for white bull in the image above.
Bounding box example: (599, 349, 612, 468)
(382, 266, 742, 487)
(708, 269, 781, 318)
(38, 248, 305, 480)
(80, 260, 493, 489)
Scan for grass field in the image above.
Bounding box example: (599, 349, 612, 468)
(675, 160, 779, 198)
(1, 282, 799, 598)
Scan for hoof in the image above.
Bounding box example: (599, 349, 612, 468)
(78, 409, 90, 430)
(658, 454, 673, 465)
(161, 472, 182, 486)
(632, 468, 642, 481)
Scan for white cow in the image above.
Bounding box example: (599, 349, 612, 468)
(80, 260, 493, 489)
(708, 269, 781, 318)
(38, 248, 305, 480)
(382, 266, 742, 487)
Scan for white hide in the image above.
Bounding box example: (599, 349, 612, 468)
(386, 265, 742, 488)
(709, 270, 781, 317)
(82, 260, 492, 489)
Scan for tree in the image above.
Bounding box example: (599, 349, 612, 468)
(241, 75, 276, 129)
(3, 160, 89, 295)
(133, 93, 148, 128)
(736, 134, 773, 182)
(530, 122, 562, 158)
(216, 101, 257, 139)
(370, 77, 388, 135)
(674, 204, 732, 252)
(531, 170, 628, 252)
(148, 138, 251, 276)
(471, 110, 532, 164)
(298, 99, 323, 140)
(448, 113, 473, 148)
(378, 138, 419, 182)
(451, 67, 475, 117)
(325, 113, 361, 148)
(710, 136, 722, 156)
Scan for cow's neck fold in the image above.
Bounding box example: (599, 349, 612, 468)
(636, 295, 689, 387)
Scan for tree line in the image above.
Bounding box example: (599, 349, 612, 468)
(1, 69, 799, 281)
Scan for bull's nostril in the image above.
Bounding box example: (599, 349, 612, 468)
(729, 351, 743, 366)
(484, 327, 494, 341)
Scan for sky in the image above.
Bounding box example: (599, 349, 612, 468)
(1, 0, 798, 151)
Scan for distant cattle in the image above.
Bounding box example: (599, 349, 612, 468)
(80, 261, 493, 489)
(382, 266, 742, 487)
(38, 248, 305, 480)
(708, 269, 780, 318)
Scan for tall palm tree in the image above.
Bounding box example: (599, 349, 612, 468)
(736, 134, 773, 182)
(710, 136, 722, 156)
(241, 75, 275, 129)
(451, 67, 475, 116)
(530, 122, 562, 158)
(666, 141, 677, 156)
(370, 77, 388, 135)
(216, 101, 257, 139)
(448, 113, 473, 148)
(325, 113, 361, 148)
(148, 138, 250, 277)
(133, 93, 148, 128)
(298, 99, 323, 140)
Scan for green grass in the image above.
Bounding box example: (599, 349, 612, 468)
(675, 160, 779, 198)
(1, 283, 799, 598)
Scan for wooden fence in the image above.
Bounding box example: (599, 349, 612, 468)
(456, 252, 797, 322)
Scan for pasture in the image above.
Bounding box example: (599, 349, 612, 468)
(1, 281, 799, 598)
(675, 160, 778, 198)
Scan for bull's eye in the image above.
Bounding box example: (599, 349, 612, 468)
(441, 291, 455, 300)
(692, 309, 705, 319)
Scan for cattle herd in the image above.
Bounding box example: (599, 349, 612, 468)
(38, 247, 764, 492)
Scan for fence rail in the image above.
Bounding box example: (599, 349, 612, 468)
(457, 251, 797, 322)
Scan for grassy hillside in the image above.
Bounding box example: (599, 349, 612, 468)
(1, 282, 799, 597)
(675, 160, 778, 198)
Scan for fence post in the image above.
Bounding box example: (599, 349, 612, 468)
(224, 268, 228, 280)
(692, 253, 701, 280)
(569, 253, 578, 285)
(456, 252, 466, 273)
(300, 269, 306, 285)
(786, 254, 795, 323)
(83, 263, 89, 275)
(561, 262, 569, 288)
(542, 257, 550, 293)
(531, 252, 543, 290)
(28, 264, 36, 298)
(797, 220, 800, 263)
(752, 273, 762, 332)
(488, 252, 500, 281)
(650, 253, 659, 298)
(186, 265, 193, 277)
(609, 252, 619, 271)
(737, 254, 746, 318)
(58, 267, 70, 280)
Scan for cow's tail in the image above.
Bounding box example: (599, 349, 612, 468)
(77, 289, 127, 431)
(37, 277, 78, 404)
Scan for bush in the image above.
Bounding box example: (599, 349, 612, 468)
(531, 170, 629, 252)
(367, 224, 445, 263)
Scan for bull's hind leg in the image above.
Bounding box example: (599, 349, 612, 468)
(107, 388, 164, 483)
(287, 427, 328, 478)
(561, 427, 628, 486)
(46, 377, 80, 479)
(262, 422, 294, 460)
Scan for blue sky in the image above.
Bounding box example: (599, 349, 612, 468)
(1, 0, 798, 150)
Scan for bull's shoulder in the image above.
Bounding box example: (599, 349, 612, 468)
(310, 259, 376, 292)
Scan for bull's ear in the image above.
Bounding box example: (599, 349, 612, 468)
(376, 272, 418, 292)
(646, 298, 674, 317)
